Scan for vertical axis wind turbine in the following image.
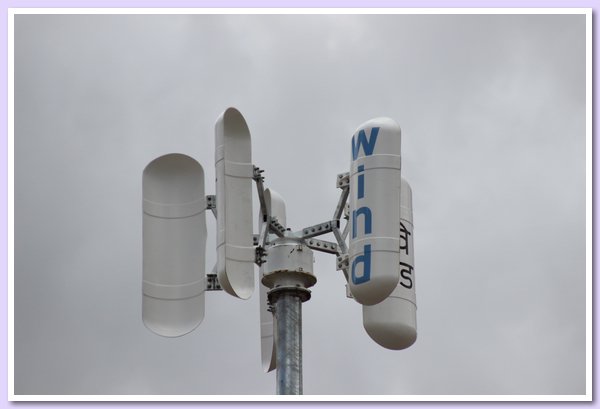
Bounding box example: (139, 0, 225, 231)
(142, 107, 417, 395)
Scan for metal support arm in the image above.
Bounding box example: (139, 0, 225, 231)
(304, 238, 339, 254)
(206, 194, 217, 217)
(253, 166, 268, 223)
(296, 220, 339, 239)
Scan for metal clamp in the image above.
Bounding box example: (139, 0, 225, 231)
(255, 246, 267, 266)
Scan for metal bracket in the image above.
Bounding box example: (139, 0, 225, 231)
(298, 220, 339, 239)
(206, 273, 222, 291)
(286, 171, 351, 280)
(332, 171, 350, 254)
(253, 166, 269, 224)
(331, 227, 348, 255)
(336, 254, 350, 282)
(253, 166, 265, 182)
(250, 168, 352, 278)
(345, 284, 354, 299)
(269, 216, 287, 238)
(333, 174, 349, 222)
(336, 172, 349, 189)
(252, 165, 270, 267)
(336, 254, 349, 271)
(305, 238, 339, 254)
(206, 195, 217, 217)
(255, 246, 267, 266)
(255, 216, 289, 266)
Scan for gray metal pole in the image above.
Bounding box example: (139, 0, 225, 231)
(274, 290, 303, 395)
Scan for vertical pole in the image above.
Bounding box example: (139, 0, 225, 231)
(274, 291, 303, 395)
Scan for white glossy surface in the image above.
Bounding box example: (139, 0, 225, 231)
(363, 177, 417, 350)
(348, 117, 402, 305)
(142, 153, 207, 337)
(215, 107, 255, 299)
(259, 189, 286, 373)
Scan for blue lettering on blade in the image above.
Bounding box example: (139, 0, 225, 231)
(357, 165, 365, 199)
(352, 206, 372, 238)
(351, 127, 379, 160)
(351, 127, 379, 285)
(351, 244, 372, 284)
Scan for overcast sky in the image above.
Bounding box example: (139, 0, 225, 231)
(13, 12, 588, 397)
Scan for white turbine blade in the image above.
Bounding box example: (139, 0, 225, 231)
(348, 117, 402, 305)
(215, 107, 255, 299)
(142, 153, 207, 337)
(363, 177, 417, 350)
(259, 188, 286, 372)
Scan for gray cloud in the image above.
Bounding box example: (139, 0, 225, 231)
(13, 13, 587, 396)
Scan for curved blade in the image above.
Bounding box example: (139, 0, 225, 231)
(363, 177, 417, 350)
(215, 107, 255, 299)
(348, 117, 402, 305)
(142, 153, 206, 337)
(259, 188, 286, 372)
